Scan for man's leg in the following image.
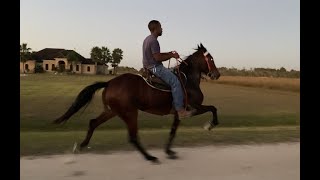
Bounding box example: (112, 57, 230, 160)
(152, 65, 184, 110)
(152, 65, 193, 118)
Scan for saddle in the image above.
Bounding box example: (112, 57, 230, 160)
(141, 68, 187, 91)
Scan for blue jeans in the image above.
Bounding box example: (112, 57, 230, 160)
(150, 64, 184, 111)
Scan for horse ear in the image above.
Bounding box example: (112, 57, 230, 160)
(200, 43, 204, 48)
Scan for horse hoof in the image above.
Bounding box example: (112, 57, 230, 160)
(166, 150, 179, 159)
(167, 154, 179, 159)
(79, 145, 87, 151)
(166, 149, 177, 156)
(146, 156, 159, 163)
(203, 123, 214, 131)
(151, 159, 161, 164)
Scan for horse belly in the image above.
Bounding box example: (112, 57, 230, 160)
(105, 74, 174, 116)
(136, 87, 173, 115)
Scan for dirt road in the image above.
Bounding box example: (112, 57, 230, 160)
(20, 142, 299, 180)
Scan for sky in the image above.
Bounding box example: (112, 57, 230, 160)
(20, 0, 300, 71)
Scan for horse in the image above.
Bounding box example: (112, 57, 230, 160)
(53, 43, 221, 162)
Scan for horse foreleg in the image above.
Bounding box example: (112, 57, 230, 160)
(165, 113, 180, 159)
(80, 110, 116, 149)
(192, 104, 219, 130)
(119, 110, 159, 163)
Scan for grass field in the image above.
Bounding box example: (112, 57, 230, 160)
(20, 73, 300, 156)
(208, 76, 300, 92)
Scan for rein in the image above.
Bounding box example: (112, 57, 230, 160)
(175, 58, 189, 110)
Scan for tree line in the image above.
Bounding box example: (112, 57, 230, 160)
(90, 46, 123, 73)
(217, 67, 300, 78)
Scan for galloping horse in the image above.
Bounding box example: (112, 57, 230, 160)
(53, 43, 220, 162)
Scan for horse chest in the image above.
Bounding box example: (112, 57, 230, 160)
(187, 88, 204, 105)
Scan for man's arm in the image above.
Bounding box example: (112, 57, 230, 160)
(153, 52, 176, 62)
(150, 39, 179, 62)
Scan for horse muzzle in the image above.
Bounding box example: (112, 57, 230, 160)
(207, 71, 220, 80)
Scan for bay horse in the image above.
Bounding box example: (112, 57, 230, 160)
(53, 43, 221, 162)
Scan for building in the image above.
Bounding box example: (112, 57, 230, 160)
(20, 48, 108, 74)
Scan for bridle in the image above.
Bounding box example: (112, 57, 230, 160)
(203, 51, 214, 76)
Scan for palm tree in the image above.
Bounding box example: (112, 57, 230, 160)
(111, 48, 123, 74)
(20, 43, 32, 74)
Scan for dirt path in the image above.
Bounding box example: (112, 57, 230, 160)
(20, 142, 299, 180)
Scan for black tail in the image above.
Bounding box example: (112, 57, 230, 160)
(53, 81, 109, 124)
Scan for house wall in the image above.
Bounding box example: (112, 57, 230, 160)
(43, 58, 77, 72)
(72, 63, 82, 74)
(54, 58, 69, 68)
(96, 65, 108, 74)
(81, 64, 96, 75)
(42, 60, 56, 72)
(20, 60, 36, 73)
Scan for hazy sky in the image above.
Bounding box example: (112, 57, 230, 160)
(20, 0, 300, 70)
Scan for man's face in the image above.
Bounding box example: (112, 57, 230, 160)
(156, 23, 163, 36)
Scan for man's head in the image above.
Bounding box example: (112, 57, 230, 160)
(148, 20, 162, 36)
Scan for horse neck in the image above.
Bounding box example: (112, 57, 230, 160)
(179, 56, 202, 87)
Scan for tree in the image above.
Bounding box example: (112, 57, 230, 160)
(111, 48, 123, 74)
(90, 46, 102, 63)
(67, 51, 79, 63)
(101, 46, 112, 64)
(30, 51, 37, 59)
(20, 43, 32, 74)
(67, 51, 80, 72)
(279, 67, 287, 72)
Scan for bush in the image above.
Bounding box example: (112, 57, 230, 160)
(34, 64, 44, 73)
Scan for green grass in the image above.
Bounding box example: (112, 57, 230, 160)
(20, 74, 300, 156)
(20, 74, 300, 130)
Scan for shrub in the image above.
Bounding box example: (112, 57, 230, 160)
(34, 64, 44, 73)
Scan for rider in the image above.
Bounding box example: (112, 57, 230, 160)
(142, 20, 193, 119)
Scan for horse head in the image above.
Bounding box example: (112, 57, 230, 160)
(192, 43, 220, 80)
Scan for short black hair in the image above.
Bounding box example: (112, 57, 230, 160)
(148, 20, 160, 32)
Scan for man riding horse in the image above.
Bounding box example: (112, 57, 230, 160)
(54, 20, 221, 162)
(142, 20, 193, 119)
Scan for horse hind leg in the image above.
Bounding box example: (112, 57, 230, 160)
(118, 109, 159, 163)
(80, 110, 116, 149)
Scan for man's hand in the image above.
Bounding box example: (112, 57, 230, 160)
(171, 51, 180, 59)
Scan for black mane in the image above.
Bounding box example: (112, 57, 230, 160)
(195, 43, 207, 52)
(177, 43, 207, 71)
